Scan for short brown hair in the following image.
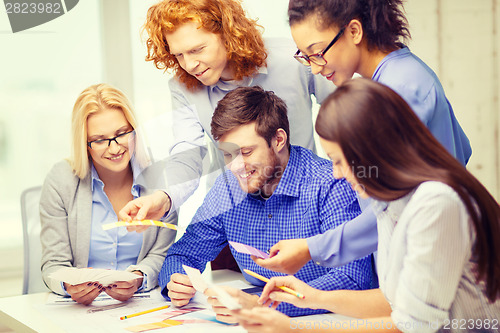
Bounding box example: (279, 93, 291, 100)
(211, 86, 290, 148)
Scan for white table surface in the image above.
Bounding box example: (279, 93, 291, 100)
(0, 270, 351, 333)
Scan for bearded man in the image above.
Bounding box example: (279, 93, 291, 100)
(158, 86, 373, 321)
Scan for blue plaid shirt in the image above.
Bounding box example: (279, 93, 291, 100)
(159, 146, 373, 316)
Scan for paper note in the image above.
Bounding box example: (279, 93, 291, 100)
(102, 220, 177, 231)
(210, 286, 242, 310)
(182, 265, 241, 310)
(49, 267, 141, 286)
(182, 265, 209, 292)
(228, 241, 269, 259)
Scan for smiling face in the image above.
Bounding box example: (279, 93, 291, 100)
(165, 21, 233, 86)
(319, 137, 368, 198)
(87, 107, 134, 178)
(290, 15, 363, 86)
(218, 122, 285, 196)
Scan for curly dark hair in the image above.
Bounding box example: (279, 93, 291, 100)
(288, 0, 411, 52)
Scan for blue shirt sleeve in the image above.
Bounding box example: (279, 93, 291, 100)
(157, 201, 228, 298)
(307, 204, 378, 267)
(275, 178, 373, 316)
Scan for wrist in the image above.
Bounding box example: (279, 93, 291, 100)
(299, 238, 312, 261)
(157, 190, 172, 215)
(315, 290, 339, 312)
(132, 270, 144, 288)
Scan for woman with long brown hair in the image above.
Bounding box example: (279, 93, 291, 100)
(234, 79, 500, 333)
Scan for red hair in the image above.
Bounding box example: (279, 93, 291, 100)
(143, 0, 267, 91)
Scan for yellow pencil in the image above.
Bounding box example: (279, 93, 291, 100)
(243, 269, 305, 299)
(119, 304, 170, 320)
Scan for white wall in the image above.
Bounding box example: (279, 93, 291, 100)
(405, 0, 500, 199)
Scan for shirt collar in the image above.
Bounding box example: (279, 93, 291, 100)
(372, 46, 410, 80)
(373, 188, 415, 221)
(267, 145, 301, 198)
(90, 158, 141, 196)
(211, 66, 268, 92)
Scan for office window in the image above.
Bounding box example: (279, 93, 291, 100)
(0, 0, 102, 295)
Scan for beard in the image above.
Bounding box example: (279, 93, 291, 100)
(237, 150, 283, 196)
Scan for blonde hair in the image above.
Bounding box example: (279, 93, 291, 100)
(143, 0, 267, 91)
(70, 84, 137, 179)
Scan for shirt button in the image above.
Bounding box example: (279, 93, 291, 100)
(268, 214, 272, 219)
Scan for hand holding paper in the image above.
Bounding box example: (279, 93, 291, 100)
(182, 266, 243, 311)
(210, 286, 242, 310)
(49, 267, 141, 286)
(182, 265, 208, 293)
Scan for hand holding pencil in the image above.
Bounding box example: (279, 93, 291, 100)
(245, 271, 319, 310)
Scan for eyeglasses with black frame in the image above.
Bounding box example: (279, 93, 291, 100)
(294, 27, 346, 66)
(87, 130, 135, 150)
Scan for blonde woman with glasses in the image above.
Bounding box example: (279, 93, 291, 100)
(40, 84, 177, 305)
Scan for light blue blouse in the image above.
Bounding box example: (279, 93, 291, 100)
(88, 162, 143, 271)
(373, 47, 471, 165)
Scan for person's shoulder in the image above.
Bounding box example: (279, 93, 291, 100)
(292, 146, 335, 180)
(42, 159, 82, 198)
(263, 38, 302, 68)
(168, 77, 187, 94)
(411, 181, 463, 208)
(47, 159, 75, 179)
(168, 76, 209, 103)
(377, 48, 438, 91)
(211, 170, 243, 197)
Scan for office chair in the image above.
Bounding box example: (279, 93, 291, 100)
(20, 186, 49, 294)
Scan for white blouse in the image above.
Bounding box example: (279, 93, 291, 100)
(374, 181, 500, 333)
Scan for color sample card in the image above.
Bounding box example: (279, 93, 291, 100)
(102, 220, 177, 231)
(228, 241, 269, 259)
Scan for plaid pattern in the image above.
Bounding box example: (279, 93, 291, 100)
(159, 146, 373, 316)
